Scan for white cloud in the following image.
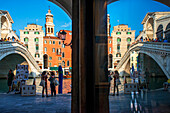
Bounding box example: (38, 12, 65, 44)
(61, 22, 72, 27)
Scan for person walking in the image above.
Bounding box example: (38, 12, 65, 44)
(108, 71, 113, 94)
(113, 70, 120, 96)
(7, 69, 14, 93)
(48, 71, 56, 96)
(41, 71, 49, 97)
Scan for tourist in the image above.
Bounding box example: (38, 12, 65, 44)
(144, 68, 150, 90)
(7, 69, 14, 93)
(41, 71, 49, 97)
(48, 71, 56, 96)
(163, 79, 170, 91)
(108, 71, 113, 94)
(113, 70, 120, 96)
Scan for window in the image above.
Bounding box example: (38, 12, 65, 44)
(49, 41, 52, 44)
(127, 44, 130, 49)
(127, 32, 132, 35)
(116, 32, 121, 35)
(52, 48, 55, 52)
(35, 38, 39, 42)
(49, 62, 52, 66)
(24, 31, 29, 34)
(53, 41, 55, 44)
(62, 52, 65, 58)
(117, 45, 120, 50)
(62, 44, 65, 48)
(67, 61, 69, 66)
(44, 40, 47, 44)
(24, 38, 29, 42)
(58, 57, 62, 60)
(48, 28, 50, 33)
(36, 46, 39, 50)
(132, 57, 133, 61)
(49, 57, 52, 60)
(62, 61, 65, 66)
(44, 47, 47, 52)
(109, 47, 111, 52)
(127, 38, 131, 42)
(109, 40, 112, 43)
(59, 41, 61, 45)
(34, 32, 40, 34)
(117, 38, 121, 42)
(51, 28, 53, 33)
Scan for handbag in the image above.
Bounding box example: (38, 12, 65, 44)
(116, 79, 121, 86)
(54, 79, 60, 86)
(39, 80, 45, 87)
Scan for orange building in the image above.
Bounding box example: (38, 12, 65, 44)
(43, 8, 72, 75)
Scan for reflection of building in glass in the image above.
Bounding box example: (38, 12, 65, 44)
(20, 24, 44, 69)
(43, 8, 72, 75)
(130, 51, 138, 71)
(136, 12, 170, 42)
(111, 24, 135, 69)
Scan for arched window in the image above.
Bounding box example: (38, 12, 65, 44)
(34, 38, 39, 42)
(43, 54, 48, 69)
(117, 38, 121, 42)
(48, 28, 50, 33)
(67, 61, 70, 66)
(24, 37, 29, 42)
(51, 28, 53, 33)
(62, 52, 65, 58)
(108, 54, 112, 68)
(62, 61, 65, 67)
(165, 23, 170, 42)
(127, 37, 131, 42)
(156, 24, 163, 41)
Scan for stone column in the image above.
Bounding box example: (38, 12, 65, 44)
(153, 17, 157, 39)
(139, 53, 144, 73)
(72, 0, 109, 113)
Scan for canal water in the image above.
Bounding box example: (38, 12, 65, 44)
(0, 77, 167, 94)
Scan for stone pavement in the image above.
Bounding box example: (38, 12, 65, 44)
(0, 93, 71, 113)
(0, 89, 170, 113)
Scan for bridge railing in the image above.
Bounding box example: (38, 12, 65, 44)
(0, 41, 40, 71)
(116, 42, 170, 70)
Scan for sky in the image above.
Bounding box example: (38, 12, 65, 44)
(1, 0, 170, 37)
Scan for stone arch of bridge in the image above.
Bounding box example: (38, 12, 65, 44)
(1, 15, 10, 30)
(139, 50, 169, 78)
(0, 51, 39, 77)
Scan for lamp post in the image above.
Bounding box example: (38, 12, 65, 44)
(60, 30, 72, 48)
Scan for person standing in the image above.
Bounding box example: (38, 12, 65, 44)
(41, 71, 49, 97)
(113, 70, 120, 96)
(7, 69, 14, 93)
(108, 71, 113, 94)
(48, 71, 56, 96)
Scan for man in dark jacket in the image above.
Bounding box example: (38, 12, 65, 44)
(7, 69, 14, 93)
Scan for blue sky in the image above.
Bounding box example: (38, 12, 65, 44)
(108, 0, 170, 36)
(1, 0, 170, 37)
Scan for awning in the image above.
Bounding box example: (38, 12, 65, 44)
(50, 67, 58, 71)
